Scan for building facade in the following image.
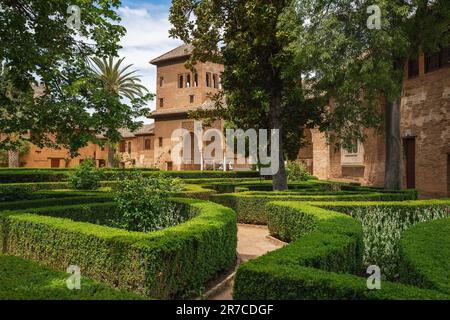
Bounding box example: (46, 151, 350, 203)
(15, 124, 155, 168)
(299, 47, 450, 198)
(149, 44, 231, 171)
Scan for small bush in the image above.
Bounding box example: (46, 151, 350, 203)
(69, 159, 102, 190)
(350, 205, 449, 279)
(286, 160, 312, 181)
(113, 171, 186, 232)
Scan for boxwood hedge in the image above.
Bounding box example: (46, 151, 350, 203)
(0, 169, 259, 183)
(0, 198, 237, 299)
(211, 190, 418, 224)
(0, 254, 141, 300)
(399, 218, 450, 295)
(233, 201, 449, 300)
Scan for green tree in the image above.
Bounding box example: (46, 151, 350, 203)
(89, 56, 150, 167)
(170, 0, 324, 190)
(290, 0, 450, 190)
(0, 0, 151, 158)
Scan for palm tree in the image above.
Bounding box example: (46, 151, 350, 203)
(89, 56, 148, 167)
(0, 62, 23, 167)
(89, 56, 148, 100)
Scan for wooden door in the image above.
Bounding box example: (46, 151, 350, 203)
(50, 158, 60, 168)
(403, 138, 416, 189)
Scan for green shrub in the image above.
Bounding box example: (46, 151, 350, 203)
(69, 159, 102, 190)
(233, 201, 450, 300)
(0, 169, 259, 183)
(399, 218, 450, 294)
(286, 160, 312, 181)
(211, 190, 419, 224)
(0, 195, 113, 211)
(113, 172, 186, 232)
(0, 198, 237, 299)
(0, 254, 141, 300)
(350, 205, 449, 279)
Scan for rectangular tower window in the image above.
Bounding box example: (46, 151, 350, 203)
(213, 74, 218, 88)
(127, 141, 132, 154)
(159, 76, 164, 87)
(159, 98, 164, 108)
(190, 95, 194, 103)
(194, 73, 199, 87)
(186, 74, 191, 88)
(178, 74, 184, 88)
(159, 137, 163, 147)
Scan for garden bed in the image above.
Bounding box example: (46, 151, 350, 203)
(233, 200, 450, 300)
(0, 197, 237, 299)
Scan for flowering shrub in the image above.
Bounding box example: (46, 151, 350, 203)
(69, 158, 102, 190)
(286, 160, 312, 181)
(350, 206, 449, 279)
(113, 171, 187, 232)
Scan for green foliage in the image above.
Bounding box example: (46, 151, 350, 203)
(89, 57, 148, 99)
(169, 0, 325, 190)
(0, 198, 237, 299)
(113, 172, 187, 232)
(211, 189, 418, 224)
(69, 159, 103, 190)
(350, 206, 449, 279)
(399, 218, 450, 295)
(0, 168, 259, 183)
(233, 201, 450, 300)
(0, 255, 142, 300)
(286, 160, 312, 181)
(0, 0, 151, 156)
(0, 195, 113, 212)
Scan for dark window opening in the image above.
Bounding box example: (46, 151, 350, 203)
(425, 52, 441, 73)
(178, 74, 184, 88)
(213, 74, 218, 89)
(186, 74, 191, 88)
(159, 137, 163, 147)
(127, 142, 132, 154)
(159, 98, 164, 108)
(442, 47, 450, 66)
(206, 72, 211, 87)
(98, 159, 106, 167)
(159, 76, 164, 87)
(408, 57, 419, 78)
(119, 141, 126, 153)
(144, 138, 152, 150)
(194, 73, 198, 87)
(190, 95, 194, 103)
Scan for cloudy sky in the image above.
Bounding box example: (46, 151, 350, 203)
(117, 0, 182, 123)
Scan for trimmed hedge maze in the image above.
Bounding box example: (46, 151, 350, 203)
(0, 190, 237, 299)
(233, 200, 450, 300)
(210, 189, 419, 224)
(1, 170, 448, 300)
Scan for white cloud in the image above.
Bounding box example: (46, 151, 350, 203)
(117, 5, 182, 123)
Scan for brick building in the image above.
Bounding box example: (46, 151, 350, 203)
(299, 47, 450, 198)
(16, 124, 155, 168)
(149, 44, 231, 171)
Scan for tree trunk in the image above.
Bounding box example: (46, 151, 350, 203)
(107, 143, 116, 168)
(8, 149, 19, 167)
(384, 98, 402, 190)
(270, 94, 288, 191)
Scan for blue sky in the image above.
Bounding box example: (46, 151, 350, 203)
(116, 0, 182, 123)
